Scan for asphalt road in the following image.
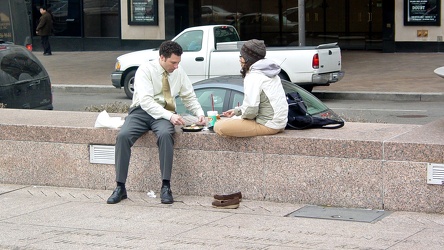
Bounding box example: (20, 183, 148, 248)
(323, 99, 442, 125)
(53, 90, 444, 125)
(53, 90, 130, 112)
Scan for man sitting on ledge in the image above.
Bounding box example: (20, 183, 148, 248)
(106, 41, 205, 205)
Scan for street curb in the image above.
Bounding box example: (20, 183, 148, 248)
(52, 84, 121, 94)
(52, 84, 444, 102)
(313, 91, 444, 102)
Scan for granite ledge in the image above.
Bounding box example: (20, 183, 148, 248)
(1, 109, 444, 212)
(0, 109, 428, 161)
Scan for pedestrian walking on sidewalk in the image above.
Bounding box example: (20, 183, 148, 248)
(36, 5, 53, 56)
(107, 40, 205, 205)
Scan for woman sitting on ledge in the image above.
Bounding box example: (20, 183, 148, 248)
(214, 39, 288, 137)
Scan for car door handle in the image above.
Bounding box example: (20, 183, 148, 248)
(27, 80, 41, 89)
(195, 57, 204, 61)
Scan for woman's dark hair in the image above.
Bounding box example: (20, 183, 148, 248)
(240, 61, 253, 78)
(159, 41, 183, 58)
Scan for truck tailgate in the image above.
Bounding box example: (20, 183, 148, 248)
(316, 47, 341, 74)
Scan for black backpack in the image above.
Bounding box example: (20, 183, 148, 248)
(286, 92, 344, 130)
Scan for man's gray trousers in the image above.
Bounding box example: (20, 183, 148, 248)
(114, 106, 175, 183)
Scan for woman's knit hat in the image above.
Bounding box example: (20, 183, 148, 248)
(240, 39, 266, 64)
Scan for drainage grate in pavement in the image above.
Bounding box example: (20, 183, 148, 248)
(285, 205, 391, 223)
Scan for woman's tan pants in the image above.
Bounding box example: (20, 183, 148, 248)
(214, 118, 283, 137)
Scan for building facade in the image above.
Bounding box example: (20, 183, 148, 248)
(31, 0, 443, 52)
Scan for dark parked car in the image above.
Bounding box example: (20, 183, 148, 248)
(176, 75, 342, 122)
(201, 5, 241, 25)
(0, 41, 53, 109)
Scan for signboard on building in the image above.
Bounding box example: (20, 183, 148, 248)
(128, 0, 158, 25)
(0, 0, 32, 47)
(0, 1, 13, 42)
(404, 0, 441, 26)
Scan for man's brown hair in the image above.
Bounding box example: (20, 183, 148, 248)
(159, 41, 183, 58)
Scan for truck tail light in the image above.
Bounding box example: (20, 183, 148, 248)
(26, 44, 33, 51)
(312, 53, 319, 69)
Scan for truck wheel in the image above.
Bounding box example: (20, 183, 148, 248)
(123, 70, 136, 99)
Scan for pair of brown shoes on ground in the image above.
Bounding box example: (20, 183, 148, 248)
(212, 191, 242, 209)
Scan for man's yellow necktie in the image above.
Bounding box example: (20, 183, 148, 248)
(162, 71, 175, 112)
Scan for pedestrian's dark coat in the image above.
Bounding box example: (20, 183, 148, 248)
(36, 12, 53, 36)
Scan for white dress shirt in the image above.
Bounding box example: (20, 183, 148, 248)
(130, 59, 204, 120)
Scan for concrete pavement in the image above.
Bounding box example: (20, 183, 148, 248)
(1, 50, 443, 249)
(1, 184, 444, 249)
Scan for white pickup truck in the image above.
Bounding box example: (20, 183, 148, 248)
(111, 25, 344, 99)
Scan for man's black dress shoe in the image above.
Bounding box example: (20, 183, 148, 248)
(160, 186, 174, 204)
(107, 186, 127, 204)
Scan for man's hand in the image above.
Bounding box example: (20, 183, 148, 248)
(222, 109, 235, 118)
(195, 115, 206, 125)
(170, 114, 185, 126)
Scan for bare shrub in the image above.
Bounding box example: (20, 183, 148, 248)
(84, 101, 130, 113)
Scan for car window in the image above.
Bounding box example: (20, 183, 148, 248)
(174, 30, 203, 52)
(244, 15, 259, 25)
(175, 87, 229, 115)
(175, 79, 331, 117)
(263, 15, 279, 25)
(201, 6, 211, 15)
(0, 49, 45, 85)
(231, 91, 243, 109)
(214, 26, 240, 45)
(281, 81, 329, 115)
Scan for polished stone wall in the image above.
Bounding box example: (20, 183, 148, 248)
(0, 109, 443, 213)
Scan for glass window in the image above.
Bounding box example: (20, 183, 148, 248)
(48, 0, 81, 36)
(231, 91, 243, 109)
(174, 30, 203, 52)
(33, 0, 119, 37)
(84, 0, 120, 37)
(201, 6, 211, 15)
(281, 80, 329, 115)
(0, 50, 44, 83)
(214, 26, 240, 44)
(0, 44, 52, 109)
(32, 0, 81, 37)
(176, 88, 229, 115)
(200, 4, 238, 25)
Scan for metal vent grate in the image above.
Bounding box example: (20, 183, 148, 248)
(90, 145, 115, 165)
(427, 163, 444, 185)
(286, 205, 390, 223)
